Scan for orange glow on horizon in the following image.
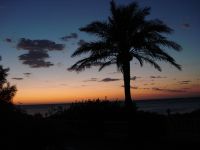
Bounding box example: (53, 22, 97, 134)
(13, 83, 200, 105)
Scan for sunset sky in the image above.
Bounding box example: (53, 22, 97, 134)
(0, 0, 199, 104)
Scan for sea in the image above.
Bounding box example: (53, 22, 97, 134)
(18, 97, 200, 116)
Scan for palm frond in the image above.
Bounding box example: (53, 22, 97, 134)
(72, 41, 109, 57)
(142, 57, 162, 71)
(80, 21, 109, 38)
(155, 53, 182, 70)
(154, 39, 182, 51)
(131, 53, 162, 71)
(144, 19, 174, 34)
(69, 50, 115, 72)
(68, 57, 100, 72)
(98, 60, 115, 71)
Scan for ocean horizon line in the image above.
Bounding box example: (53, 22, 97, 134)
(16, 96, 200, 106)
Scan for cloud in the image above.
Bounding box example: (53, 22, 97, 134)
(130, 76, 142, 81)
(12, 77, 23, 80)
(5, 38, 12, 43)
(181, 23, 191, 29)
(150, 76, 167, 79)
(142, 88, 150, 90)
(83, 78, 98, 82)
(100, 78, 120, 82)
(23, 73, 31, 77)
(0, 56, 1, 61)
(61, 33, 78, 41)
(108, 72, 120, 75)
(152, 87, 186, 93)
(131, 86, 138, 89)
(19, 51, 53, 68)
(77, 39, 86, 46)
(130, 76, 136, 81)
(121, 85, 138, 89)
(17, 38, 65, 51)
(17, 38, 65, 68)
(178, 80, 191, 85)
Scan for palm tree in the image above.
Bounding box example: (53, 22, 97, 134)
(68, 1, 182, 107)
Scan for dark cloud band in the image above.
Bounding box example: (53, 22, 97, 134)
(18, 50, 53, 68)
(17, 38, 65, 68)
(61, 33, 78, 41)
(150, 76, 167, 79)
(101, 78, 120, 82)
(23, 73, 31, 77)
(83, 78, 98, 82)
(12, 77, 23, 80)
(178, 80, 191, 84)
(77, 39, 86, 46)
(17, 38, 65, 51)
(152, 87, 186, 93)
(5, 38, 12, 43)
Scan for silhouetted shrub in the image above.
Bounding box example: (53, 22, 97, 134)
(0, 65, 17, 115)
(49, 99, 138, 120)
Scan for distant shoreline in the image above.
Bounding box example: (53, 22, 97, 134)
(16, 96, 200, 106)
(17, 97, 200, 116)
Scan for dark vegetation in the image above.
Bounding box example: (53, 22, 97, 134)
(1, 98, 200, 149)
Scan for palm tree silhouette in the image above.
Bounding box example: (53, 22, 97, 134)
(68, 1, 182, 107)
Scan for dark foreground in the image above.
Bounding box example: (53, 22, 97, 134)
(1, 100, 200, 150)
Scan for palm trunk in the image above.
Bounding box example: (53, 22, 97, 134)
(122, 61, 133, 107)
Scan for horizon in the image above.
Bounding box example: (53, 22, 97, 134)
(0, 0, 200, 104)
(16, 96, 200, 105)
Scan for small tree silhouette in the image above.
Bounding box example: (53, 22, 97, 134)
(0, 65, 17, 111)
(69, 1, 182, 108)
